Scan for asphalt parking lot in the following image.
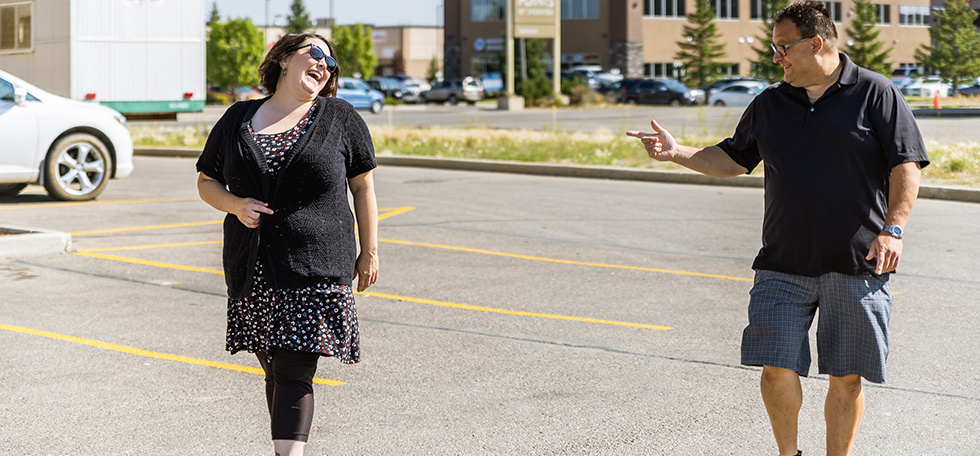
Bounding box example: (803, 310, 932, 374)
(1, 156, 979, 455)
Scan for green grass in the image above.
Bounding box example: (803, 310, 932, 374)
(131, 124, 980, 188)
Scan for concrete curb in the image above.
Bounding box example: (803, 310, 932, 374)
(135, 148, 980, 204)
(0, 225, 71, 258)
(911, 108, 980, 118)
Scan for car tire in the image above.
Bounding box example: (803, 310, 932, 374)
(713, 100, 726, 107)
(448, 94, 458, 105)
(670, 98, 682, 107)
(626, 97, 638, 105)
(0, 183, 27, 196)
(370, 99, 383, 114)
(43, 132, 113, 201)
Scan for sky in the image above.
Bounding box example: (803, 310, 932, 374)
(207, 0, 443, 28)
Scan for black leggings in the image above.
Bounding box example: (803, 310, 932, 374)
(255, 349, 321, 442)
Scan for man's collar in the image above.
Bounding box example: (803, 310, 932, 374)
(838, 52, 859, 85)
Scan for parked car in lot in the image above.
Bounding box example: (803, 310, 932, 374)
(901, 76, 951, 97)
(0, 69, 134, 201)
(399, 81, 425, 103)
(695, 77, 767, 104)
(568, 65, 624, 88)
(959, 79, 980, 97)
(618, 78, 697, 106)
(336, 77, 385, 114)
(421, 77, 484, 105)
(367, 77, 403, 99)
(707, 80, 768, 107)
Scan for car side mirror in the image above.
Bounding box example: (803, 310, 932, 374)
(13, 85, 27, 104)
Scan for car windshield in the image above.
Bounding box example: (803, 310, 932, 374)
(663, 80, 688, 92)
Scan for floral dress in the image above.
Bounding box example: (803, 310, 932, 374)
(225, 104, 360, 364)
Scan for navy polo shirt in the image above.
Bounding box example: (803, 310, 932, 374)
(717, 54, 929, 277)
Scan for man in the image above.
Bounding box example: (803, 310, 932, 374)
(627, 2, 928, 455)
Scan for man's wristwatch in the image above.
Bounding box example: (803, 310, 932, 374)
(882, 225, 904, 239)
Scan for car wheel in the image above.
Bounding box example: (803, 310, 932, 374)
(626, 97, 638, 105)
(670, 98, 682, 107)
(420, 95, 428, 104)
(713, 100, 726, 107)
(448, 94, 458, 105)
(0, 183, 27, 196)
(370, 99, 383, 114)
(43, 133, 113, 201)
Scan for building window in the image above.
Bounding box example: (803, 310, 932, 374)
(644, 62, 684, 78)
(820, 2, 842, 21)
(644, 0, 686, 18)
(472, 0, 506, 22)
(874, 4, 891, 24)
(750, 0, 777, 20)
(715, 0, 739, 19)
(898, 5, 930, 25)
(0, 2, 31, 52)
(562, 0, 600, 19)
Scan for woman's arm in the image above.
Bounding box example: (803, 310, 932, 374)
(348, 169, 378, 292)
(196, 172, 273, 229)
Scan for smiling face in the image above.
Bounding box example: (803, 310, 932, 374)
(279, 38, 333, 98)
(771, 21, 817, 88)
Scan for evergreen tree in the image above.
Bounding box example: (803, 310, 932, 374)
(843, 0, 892, 75)
(750, 0, 790, 82)
(331, 24, 378, 80)
(426, 55, 441, 83)
(515, 38, 551, 102)
(914, 0, 980, 94)
(674, 0, 728, 88)
(206, 17, 265, 90)
(207, 2, 220, 26)
(285, 0, 314, 34)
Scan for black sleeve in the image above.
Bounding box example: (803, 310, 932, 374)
(196, 104, 241, 185)
(716, 97, 763, 174)
(342, 108, 378, 178)
(869, 80, 930, 170)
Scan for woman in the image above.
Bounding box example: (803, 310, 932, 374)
(196, 33, 378, 456)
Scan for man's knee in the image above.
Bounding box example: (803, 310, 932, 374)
(762, 365, 799, 384)
(829, 374, 863, 397)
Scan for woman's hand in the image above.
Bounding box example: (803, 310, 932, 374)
(353, 251, 378, 292)
(235, 198, 274, 228)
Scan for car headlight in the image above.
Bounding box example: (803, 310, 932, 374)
(113, 113, 127, 126)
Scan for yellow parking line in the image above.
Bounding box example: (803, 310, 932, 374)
(73, 220, 223, 236)
(71, 240, 672, 330)
(378, 238, 753, 282)
(360, 291, 673, 330)
(0, 197, 199, 211)
(0, 322, 345, 386)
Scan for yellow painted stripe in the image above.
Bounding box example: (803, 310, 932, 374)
(0, 197, 198, 211)
(0, 322, 345, 386)
(378, 206, 415, 221)
(359, 291, 673, 330)
(378, 238, 753, 282)
(72, 220, 223, 236)
(74, 250, 223, 274)
(77, 240, 221, 253)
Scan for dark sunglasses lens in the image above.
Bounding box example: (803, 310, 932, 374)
(324, 56, 338, 72)
(309, 44, 324, 60)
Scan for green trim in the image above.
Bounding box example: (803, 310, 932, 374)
(98, 100, 205, 114)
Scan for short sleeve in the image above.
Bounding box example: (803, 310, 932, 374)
(342, 109, 378, 178)
(196, 105, 238, 185)
(869, 81, 930, 170)
(716, 99, 762, 174)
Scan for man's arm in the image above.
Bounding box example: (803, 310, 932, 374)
(626, 120, 748, 178)
(866, 161, 922, 274)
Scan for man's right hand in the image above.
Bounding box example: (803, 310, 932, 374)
(626, 120, 677, 162)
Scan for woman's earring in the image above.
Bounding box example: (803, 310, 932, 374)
(282, 68, 287, 76)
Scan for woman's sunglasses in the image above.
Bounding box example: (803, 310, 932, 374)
(293, 43, 338, 73)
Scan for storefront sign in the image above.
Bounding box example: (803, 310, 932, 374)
(514, 0, 558, 38)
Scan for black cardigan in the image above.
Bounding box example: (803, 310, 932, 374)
(196, 97, 377, 299)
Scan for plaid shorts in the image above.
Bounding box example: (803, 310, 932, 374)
(740, 270, 892, 383)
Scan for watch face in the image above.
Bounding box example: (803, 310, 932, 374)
(885, 225, 903, 238)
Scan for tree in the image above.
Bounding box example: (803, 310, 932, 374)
(206, 17, 266, 90)
(674, 0, 729, 89)
(843, 0, 892, 75)
(426, 55, 441, 83)
(750, 0, 790, 82)
(332, 24, 378, 80)
(284, 0, 314, 34)
(915, 0, 980, 94)
(207, 2, 220, 27)
(515, 38, 551, 102)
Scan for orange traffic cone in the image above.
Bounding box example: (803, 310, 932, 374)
(933, 90, 941, 109)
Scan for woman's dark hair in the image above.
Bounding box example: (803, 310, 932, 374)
(774, 1, 838, 47)
(258, 33, 340, 97)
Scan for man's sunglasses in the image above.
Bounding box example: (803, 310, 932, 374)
(770, 36, 814, 58)
(294, 43, 338, 73)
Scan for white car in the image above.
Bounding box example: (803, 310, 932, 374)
(707, 80, 768, 107)
(0, 69, 134, 201)
(901, 76, 951, 98)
